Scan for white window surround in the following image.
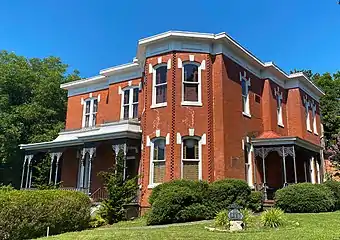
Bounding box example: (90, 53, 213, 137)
(151, 63, 169, 108)
(274, 87, 284, 127)
(303, 96, 312, 132)
(148, 138, 166, 189)
(81, 97, 98, 128)
(311, 102, 318, 135)
(245, 143, 254, 188)
(120, 86, 139, 120)
(181, 136, 203, 180)
(240, 71, 251, 117)
(178, 58, 205, 106)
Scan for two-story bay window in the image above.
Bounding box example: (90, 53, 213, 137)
(240, 71, 251, 117)
(181, 137, 201, 180)
(149, 138, 166, 186)
(82, 98, 98, 128)
(121, 87, 139, 120)
(152, 65, 167, 107)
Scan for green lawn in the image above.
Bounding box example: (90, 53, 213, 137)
(40, 212, 340, 240)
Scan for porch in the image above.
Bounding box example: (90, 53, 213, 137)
(251, 136, 323, 200)
(19, 120, 141, 201)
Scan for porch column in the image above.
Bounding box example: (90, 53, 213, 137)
(20, 156, 27, 189)
(79, 152, 85, 189)
(48, 153, 55, 185)
(87, 148, 96, 195)
(293, 146, 297, 183)
(310, 157, 316, 184)
(112, 143, 127, 180)
(304, 161, 308, 182)
(25, 155, 34, 189)
(261, 147, 267, 201)
(54, 152, 63, 185)
(316, 159, 321, 184)
(282, 146, 287, 187)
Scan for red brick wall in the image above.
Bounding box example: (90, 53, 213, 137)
(60, 148, 78, 187)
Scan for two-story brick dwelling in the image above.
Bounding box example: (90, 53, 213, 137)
(20, 31, 325, 208)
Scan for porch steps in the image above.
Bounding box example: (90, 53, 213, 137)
(263, 200, 275, 209)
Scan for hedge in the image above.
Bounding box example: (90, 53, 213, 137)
(323, 181, 340, 210)
(247, 191, 263, 212)
(147, 179, 252, 225)
(0, 190, 91, 240)
(275, 183, 335, 213)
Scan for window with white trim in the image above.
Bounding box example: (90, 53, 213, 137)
(303, 96, 311, 132)
(181, 137, 201, 180)
(312, 103, 318, 134)
(121, 87, 139, 120)
(152, 65, 167, 106)
(274, 87, 284, 127)
(240, 71, 251, 116)
(150, 138, 166, 185)
(82, 98, 98, 128)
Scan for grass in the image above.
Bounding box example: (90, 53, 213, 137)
(40, 211, 340, 240)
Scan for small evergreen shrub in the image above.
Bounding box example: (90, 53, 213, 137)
(214, 210, 230, 229)
(247, 191, 263, 212)
(261, 208, 285, 228)
(323, 180, 340, 210)
(0, 190, 90, 240)
(275, 183, 335, 213)
(206, 179, 251, 211)
(240, 208, 253, 227)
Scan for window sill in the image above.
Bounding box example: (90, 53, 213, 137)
(151, 103, 167, 109)
(307, 129, 312, 133)
(181, 101, 203, 107)
(242, 112, 252, 118)
(278, 122, 285, 128)
(147, 183, 161, 189)
(314, 132, 319, 136)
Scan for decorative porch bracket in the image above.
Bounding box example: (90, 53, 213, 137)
(21, 154, 34, 189)
(48, 152, 63, 185)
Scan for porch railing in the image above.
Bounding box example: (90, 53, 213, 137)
(90, 187, 108, 202)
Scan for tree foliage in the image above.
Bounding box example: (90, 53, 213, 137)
(0, 50, 79, 187)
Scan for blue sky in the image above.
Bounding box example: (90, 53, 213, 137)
(0, 0, 339, 78)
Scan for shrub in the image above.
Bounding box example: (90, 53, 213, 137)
(0, 190, 90, 240)
(214, 210, 229, 229)
(89, 215, 106, 228)
(0, 184, 14, 191)
(275, 183, 335, 213)
(247, 191, 263, 212)
(261, 208, 285, 228)
(206, 179, 251, 212)
(99, 149, 139, 224)
(240, 208, 253, 227)
(176, 203, 208, 222)
(146, 188, 206, 225)
(323, 180, 340, 210)
(148, 180, 209, 205)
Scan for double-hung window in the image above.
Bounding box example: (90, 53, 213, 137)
(150, 138, 166, 186)
(181, 138, 201, 180)
(121, 87, 139, 120)
(82, 98, 98, 128)
(304, 97, 311, 132)
(183, 64, 199, 102)
(312, 103, 318, 134)
(152, 65, 167, 107)
(275, 87, 283, 127)
(240, 72, 251, 116)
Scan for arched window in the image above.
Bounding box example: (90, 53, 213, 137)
(152, 65, 167, 107)
(181, 137, 201, 180)
(150, 138, 166, 186)
(82, 98, 98, 128)
(183, 64, 199, 102)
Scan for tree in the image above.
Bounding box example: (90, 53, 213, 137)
(99, 149, 139, 224)
(327, 134, 340, 167)
(0, 51, 79, 187)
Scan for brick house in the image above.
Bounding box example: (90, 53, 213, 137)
(20, 31, 325, 207)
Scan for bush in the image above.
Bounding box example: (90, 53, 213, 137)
(214, 210, 229, 229)
(147, 178, 252, 225)
(261, 208, 285, 228)
(146, 188, 206, 225)
(247, 191, 263, 212)
(0, 190, 90, 240)
(148, 180, 209, 205)
(323, 180, 340, 210)
(206, 179, 251, 212)
(275, 183, 335, 213)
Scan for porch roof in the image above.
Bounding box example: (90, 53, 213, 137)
(19, 120, 141, 152)
(252, 135, 322, 153)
